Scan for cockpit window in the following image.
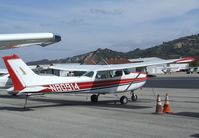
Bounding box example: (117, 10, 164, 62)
(96, 70, 123, 79)
(113, 70, 123, 77)
(123, 69, 130, 75)
(96, 71, 110, 79)
(84, 71, 94, 78)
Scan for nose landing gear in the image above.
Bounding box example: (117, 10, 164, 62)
(131, 92, 138, 101)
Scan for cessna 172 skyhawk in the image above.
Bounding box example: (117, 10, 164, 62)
(3, 54, 178, 107)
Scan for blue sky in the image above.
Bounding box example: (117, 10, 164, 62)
(0, 0, 199, 67)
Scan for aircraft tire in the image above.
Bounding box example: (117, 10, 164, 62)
(91, 94, 98, 102)
(120, 96, 128, 104)
(131, 94, 138, 101)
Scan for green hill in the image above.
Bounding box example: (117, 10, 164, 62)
(126, 34, 199, 59)
(28, 34, 199, 65)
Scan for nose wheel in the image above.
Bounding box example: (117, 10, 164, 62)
(131, 92, 138, 101)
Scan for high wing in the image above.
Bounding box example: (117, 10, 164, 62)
(49, 64, 93, 72)
(0, 33, 61, 50)
(0, 58, 180, 74)
(49, 58, 179, 72)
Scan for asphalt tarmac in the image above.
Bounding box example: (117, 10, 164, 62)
(145, 76, 199, 89)
(144, 72, 199, 89)
(0, 88, 198, 138)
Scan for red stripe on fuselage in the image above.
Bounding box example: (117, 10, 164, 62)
(78, 78, 146, 89)
(41, 77, 147, 93)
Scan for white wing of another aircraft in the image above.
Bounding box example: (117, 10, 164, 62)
(0, 33, 61, 50)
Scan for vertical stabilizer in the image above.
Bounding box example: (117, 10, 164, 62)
(2, 54, 38, 92)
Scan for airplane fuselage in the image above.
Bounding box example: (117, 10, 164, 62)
(22, 71, 147, 95)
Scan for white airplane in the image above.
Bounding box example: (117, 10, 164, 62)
(2, 54, 177, 108)
(0, 32, 61, 89)
(0, 33, 61, 50)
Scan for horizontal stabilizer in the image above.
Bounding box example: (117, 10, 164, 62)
(19, 86, 48, 93)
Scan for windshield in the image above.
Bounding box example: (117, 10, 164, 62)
(123, 69, 130, 75)
(83, 71, 94, 78)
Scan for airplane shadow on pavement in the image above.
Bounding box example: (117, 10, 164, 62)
(190, 134, 199, 138)
(174, 112, 199, 119)
(0, 95, 151, 111)
(0, 106, 33, 111)
(30, 98, 151, 109)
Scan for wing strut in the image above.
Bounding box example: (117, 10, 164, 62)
(125, 72, 142, 91)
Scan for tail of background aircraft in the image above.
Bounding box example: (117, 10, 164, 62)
(3, 54, 41, 92)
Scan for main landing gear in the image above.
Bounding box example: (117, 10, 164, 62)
(91, 94, 99, 103)
(90, 92, 138, 104)
(120, 92, 138, 104)
(120, 96, 128, 104)
(119, 92, 138, 104)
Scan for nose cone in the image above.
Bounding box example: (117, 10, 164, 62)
(54, 35, 61, 42)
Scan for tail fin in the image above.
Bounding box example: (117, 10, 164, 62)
(2, 54, 39, 92)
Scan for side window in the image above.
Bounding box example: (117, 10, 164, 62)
(95, 70, 123, 79)
(109, 70, 123, 78)
(96, 71, 110, 79)
(114, 70, 123, 77)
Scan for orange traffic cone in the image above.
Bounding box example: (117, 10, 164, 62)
(155, 94, 163, 114)
(163, 93, 171, 113)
